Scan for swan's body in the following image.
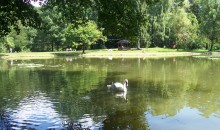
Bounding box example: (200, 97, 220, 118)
(107, 79, 128, 92)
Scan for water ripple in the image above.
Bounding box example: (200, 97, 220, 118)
(3, 92, 68, 129)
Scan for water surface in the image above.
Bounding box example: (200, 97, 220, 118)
(0, 57, 220, 129)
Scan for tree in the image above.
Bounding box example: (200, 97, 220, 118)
(96, 0, 151, 48)
(8, 27, 28, 52)
(0, 0, 42, 37)
(41, 0, 98, 52)
(169, 0, 199, 50)
(40, 6, 66, 51)
(1, 36, 15, 53)
(133, 0, 150, 49)
(45, 0, 94, 27)
(148, 0, 176, 48)
(199, 0, 220, 51)
(172, 8, 187, 48)
(65, 21, 106, 53)
(0, 21, 37, 52)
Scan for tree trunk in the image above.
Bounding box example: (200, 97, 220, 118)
(210, 20, 216, 51)
(137, 39, 141, 50)
(210, 42, 214, 51)
(56, 44, 59, 51)
(151, 15, 155, 46)
(82, 43, 85, 54)
(51, 42, 54, 52)
(205, 43, 208, 50)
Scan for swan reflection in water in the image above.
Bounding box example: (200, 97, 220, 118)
(115, 91, 128, 102)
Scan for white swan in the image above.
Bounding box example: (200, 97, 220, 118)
(107, 79, 128, 92)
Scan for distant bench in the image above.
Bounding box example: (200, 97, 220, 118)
(66, 48, 72, 51)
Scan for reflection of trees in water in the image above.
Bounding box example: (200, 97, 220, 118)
(1, 57, 220, 129)
(91, 57, 220, 128)
(94, 95, 150, 129)
(127, 57, 220, 117)
(92, 80, 150, 130)
(0, 58, 109, 129)
(103, 110, 149, 130)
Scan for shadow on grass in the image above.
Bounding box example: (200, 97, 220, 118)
(52, 52, 82, 57)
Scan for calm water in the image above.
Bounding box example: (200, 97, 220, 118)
(0, 57, 220, 130)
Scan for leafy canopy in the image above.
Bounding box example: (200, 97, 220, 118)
(65, 21, 106, 53)
(0, 0, 42, 36)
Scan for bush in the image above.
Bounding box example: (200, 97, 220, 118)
(213, 43, 220, 50)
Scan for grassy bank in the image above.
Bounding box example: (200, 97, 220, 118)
(0, 48, 213, 60)
(81, 48, 213, 58)
(0, 51, 82, 59)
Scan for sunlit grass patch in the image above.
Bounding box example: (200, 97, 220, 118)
(0, 47, 211, 59)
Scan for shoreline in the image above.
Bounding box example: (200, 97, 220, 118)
(82, 52, 201, 58)
(0, 51, 202, 60)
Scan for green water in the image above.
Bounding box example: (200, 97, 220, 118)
(0, 57, 220, 130)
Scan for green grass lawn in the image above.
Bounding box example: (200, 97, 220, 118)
(0, 47, 214, 59)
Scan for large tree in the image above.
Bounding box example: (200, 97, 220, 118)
(148, 0, 176, 48)
(64, 21, 106, 53)
(38, 6, 66, 51)
(0, 0, 43, 37)
(96, 0, 150, 48)
(199, 0, 220, 51)
(172, 7, 199, 49)
(45, 0, 95, 27)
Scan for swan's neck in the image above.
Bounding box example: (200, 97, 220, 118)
(123, 83, 127, 91)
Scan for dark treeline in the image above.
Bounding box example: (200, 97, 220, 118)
(0, 0, 219, 52)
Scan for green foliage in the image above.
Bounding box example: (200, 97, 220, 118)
(147, 0, 210, 50)
(0, 22, 37, 53)
(5, 37, 15, 48)
(0, 0, 41, 37)
(96, 0, 150, 45)
(199, 0, 220, 51)
(172, 8, 199, 49)
(65, 21, 106, 53)
(45, 0, 95, 27)
(0, 0, 219, 52)
(30, 6, 66, 52)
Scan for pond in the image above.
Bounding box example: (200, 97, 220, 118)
(0, 56, 220, 130)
